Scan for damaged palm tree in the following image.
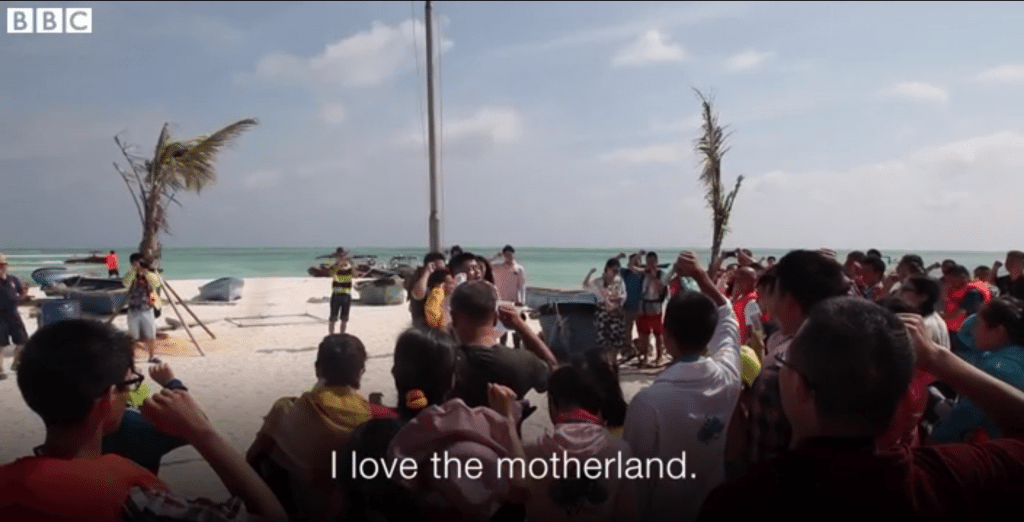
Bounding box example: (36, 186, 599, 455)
(114, 119, 258, 264)
(694, 89, 742, 264)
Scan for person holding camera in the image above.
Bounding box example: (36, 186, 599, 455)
(122, 253, 163, 363)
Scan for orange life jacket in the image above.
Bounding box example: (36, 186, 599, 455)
(106, 253, 118, 270)
(0, 454, 167, 522)
(733, 290, 758, 345)
(944, 281, 992, 331)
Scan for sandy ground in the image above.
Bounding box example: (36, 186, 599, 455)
(0, 277, 658, 500)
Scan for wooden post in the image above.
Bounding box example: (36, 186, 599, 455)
(161, 285, 205, 357)
(158, 276, 216, 340)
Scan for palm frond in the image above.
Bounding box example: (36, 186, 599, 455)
(159, 118, 258, 194)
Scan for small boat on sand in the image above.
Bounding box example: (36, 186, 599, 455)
(65, 252, 107, 264)
(197, 277, 244, 301)
(46, 276, 128, 315)
(355, 276, 406, 305)
(32, 267, 81, 287)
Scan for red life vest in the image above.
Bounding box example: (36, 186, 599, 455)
(733, 291, 758, 346)
(944, 281, 992, 331)
(105, 253, 118, 271)
(0, 454, 167, 522)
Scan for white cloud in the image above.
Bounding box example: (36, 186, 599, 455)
(884, 81, 949, 104)
(499, 2, 749, 55)
(445, 107, 523, 144)
(973, 64, 1024, 84)
(319, 103, 348, 125)
(599, 143, 688, 164)
(255, 19, 452, 88)
(726, 130, 1024, 250)
(402, 107, 524, 149)
(725, 50, 775, 72)
(612, 30, 688, 67)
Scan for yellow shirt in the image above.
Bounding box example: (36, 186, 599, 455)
(425, 285, 447, 329)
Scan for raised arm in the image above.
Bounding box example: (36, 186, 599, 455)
(583, 268, 596, 289)
(500, 304, 558, 368)
(901, 313, 1024, 438)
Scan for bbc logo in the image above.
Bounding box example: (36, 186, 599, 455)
(7, 7, 92, 34)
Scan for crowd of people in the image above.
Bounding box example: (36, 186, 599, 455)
(2, 246, 1024, 521)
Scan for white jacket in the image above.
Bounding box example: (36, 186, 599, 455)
(622, 303, 742, 522)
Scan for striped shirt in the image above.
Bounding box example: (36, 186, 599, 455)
(332, 262, 353, 294)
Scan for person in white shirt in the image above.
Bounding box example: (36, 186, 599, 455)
(491, 245, 528, 348)
(622, 251, 741, 522)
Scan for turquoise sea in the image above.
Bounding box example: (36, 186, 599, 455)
(3, 247, 1010, 290)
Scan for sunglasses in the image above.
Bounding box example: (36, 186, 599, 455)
(774, 353, 816, 392)
(118, 370, 145, 392)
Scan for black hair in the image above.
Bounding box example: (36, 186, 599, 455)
(866, 249, 882, 258)
(427, 268, 449, 289)
(337, 418, 419, 521)
(980, 296, 1024, 347)
(391, 327, 458, 421)
(449, 252, 477, 274)
(846, 251, 866, 264)
(756, 267, 777, 290)
(422, 251, 445, 265)
(663, 290, 717, 354)
(581, 350, 627, 427)
(901, 275, 941, 315)
(129, 252, 144, 264)
(863, 256, 886, 276)
(109, 250, 115, 254)
(604, 258, 621, 271)
(900, 254, 924, 269)
(774, 250, 849, 315)
(547, 365, 604, 418)
(950, 264, 970, 278)
(17, 319, 135, 428)
(502, 245, 515, 254)
(1008, 250, 1024, 262)
(450, 280, 497, 324)
(877, 296, 918, 316)
(974, 265, 991, 276)
(316, 334, 367, 388)
(449, 245, 463, 257)
(767, 256, 777, 262)
(476, 255, 495, 284)
(789, 297, 914, 436)
(646, 252, 658, 260)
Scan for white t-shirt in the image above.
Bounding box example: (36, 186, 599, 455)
(622, 303, 741, 522)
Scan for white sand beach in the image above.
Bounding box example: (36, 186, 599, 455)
(0, 276, 657, 500)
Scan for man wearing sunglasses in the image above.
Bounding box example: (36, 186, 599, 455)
(0, 319, 287, 521)
(700, 297, 1024, 518)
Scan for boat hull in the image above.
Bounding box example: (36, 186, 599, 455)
(198, 277, 244, 301)
(67, 289, 129, 315)
(32, 267, 77, 287)
(356, 279, 406, 305)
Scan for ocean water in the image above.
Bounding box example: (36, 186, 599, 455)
(3, 247, 1011, 290)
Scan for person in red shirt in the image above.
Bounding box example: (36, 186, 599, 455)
(0, 319, 286, 522)
(106, 250, 119, 278)
(699, 297, 1024, 520)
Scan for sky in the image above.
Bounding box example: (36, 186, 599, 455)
(2, 1, 1023, 251)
